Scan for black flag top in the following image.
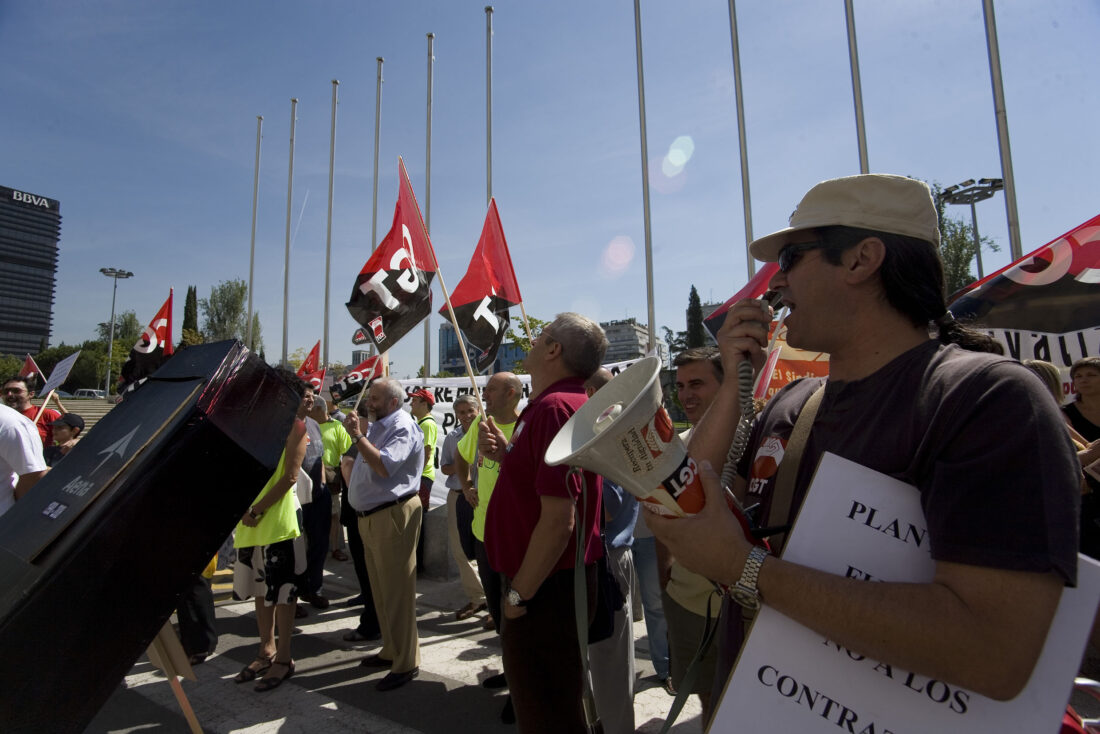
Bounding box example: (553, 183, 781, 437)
(120, 290, 174, 386)
(347, 158, 438, 354)
(441, 199, 523, 372)
(949, 213, 1100, 366)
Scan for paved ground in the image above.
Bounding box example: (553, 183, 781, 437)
(85, 559, 703, 734)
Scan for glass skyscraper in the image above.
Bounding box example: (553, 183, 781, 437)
(0, 185, 60, 356)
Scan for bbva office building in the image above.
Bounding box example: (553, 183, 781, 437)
(0, 185, 60, 356)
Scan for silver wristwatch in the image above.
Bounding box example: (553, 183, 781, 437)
(505, 588, 527, 608)
(730, 545, 770, 610)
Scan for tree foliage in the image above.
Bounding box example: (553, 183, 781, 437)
(183, 285, 199, 331)
(96, 310, 142, 347)
(686, 285, 706, 348)
(504, 316, 548, 374)
(199, 279, 250, 343)
(930, 182, 1001, 298)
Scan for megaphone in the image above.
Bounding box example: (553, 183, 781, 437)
(545, 356, 706, 518)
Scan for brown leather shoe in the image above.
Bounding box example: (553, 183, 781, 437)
(456, 601, 488, 620)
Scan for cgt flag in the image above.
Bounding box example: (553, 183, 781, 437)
(329, 355, 384, 403)
(18, 354, 43, 386)
(297, 341, 325, 392)
(346, 158, 437, 353)
(950, 213, 1100, 374)
(119, 290, 174, 386)
(441, 198, 523, 372)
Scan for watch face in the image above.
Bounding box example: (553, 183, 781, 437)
(730, 586, 760, 610)
(507, 590, 521, 606)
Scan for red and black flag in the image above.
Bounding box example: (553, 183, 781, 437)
(351, 328, 369, 345)
(329, 355, 384, 403)
(441, 198, 523, 372)
(346, 159, 437, 353)
(296, 340, 325, 392)
(120, 290, 174, 385)
(949, 213, 1100, 373)
(18, 354, 42, 386)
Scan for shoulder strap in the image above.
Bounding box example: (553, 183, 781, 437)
(766, 384, 825, 556)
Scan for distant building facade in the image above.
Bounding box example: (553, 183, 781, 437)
(438, 321, 526, 375)
(351, 349, 372, 365)
(599, 318, 669, 367)
(0, 185, 61, 355)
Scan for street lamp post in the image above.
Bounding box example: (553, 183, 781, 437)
(940, 178, 1004, 280)
(100, 267, 134, 398)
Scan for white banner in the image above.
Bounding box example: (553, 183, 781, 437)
(41, 351, 81, 396)
(394, 357, 644, 507)
(714, 452, 1100, 734)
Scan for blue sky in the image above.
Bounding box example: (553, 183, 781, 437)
(3, 1, 1097, 377)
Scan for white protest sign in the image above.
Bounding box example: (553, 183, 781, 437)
(40, 351, 81, 397)
(713, 452, 1100, 734)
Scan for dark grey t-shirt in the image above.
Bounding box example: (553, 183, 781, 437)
(739, 340, 1080, 584)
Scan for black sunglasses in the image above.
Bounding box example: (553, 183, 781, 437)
(778, 241, 826, 272)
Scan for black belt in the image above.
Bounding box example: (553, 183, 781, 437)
(356, 491, 418, 518)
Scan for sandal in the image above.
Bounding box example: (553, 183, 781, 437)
(233, 654, 273, 684)
(255, 659, 294, 692)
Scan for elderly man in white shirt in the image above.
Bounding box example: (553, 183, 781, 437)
(343, 377, 425, 692)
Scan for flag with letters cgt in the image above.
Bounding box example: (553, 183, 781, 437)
(440, 198, 522, 373)
(949, 212, 1100, 380)
(120, 289, 174, 386)
(346, 158, 437, 354)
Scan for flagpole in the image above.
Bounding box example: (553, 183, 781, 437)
(324, 80, 339, 372)
(632, 0, 656, 352)
(485, 6, 494, 206)
(423, 32, 435, 385)
(282, 97, 299, 367)
(844, 0, 869, 174)
(399, 160, 486, 416)
(982, 0, 1023, 260)
(727, 0, 754, 278)
(373, 57, 385, 370)
(247, 115, 263, 350)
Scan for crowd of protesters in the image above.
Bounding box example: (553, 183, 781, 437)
(5, 176, 1100, 733)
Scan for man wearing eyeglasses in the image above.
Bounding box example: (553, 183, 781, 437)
(649, 174, 1079, 703)
(3, 376, 60, 446)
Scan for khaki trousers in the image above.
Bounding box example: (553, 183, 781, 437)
(358, 497, 422, 673)
(446, 490, 485, 604)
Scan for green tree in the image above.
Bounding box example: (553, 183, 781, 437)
(0, 355, 22, 382)
(96, 310, 142, 347)
(661, 326, 688, 363)
(34, 342, 107, 391)
(179, 327, 205, 348)
(686, 285, 706, 348)
(504, 316, 548, 374)
(200, 279, 250, 342)
(248, 312, 264, 353)
(183, 285, 199, 332)
(930, 182, 1000, 297)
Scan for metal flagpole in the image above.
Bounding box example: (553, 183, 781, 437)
(844, 0, 869, 174)
(727, 0, 754, 278)
(486, 6, 494, 206)
(632, 0, 656, 352)
(324, 80, 339, 372)
(247, 115, 263, 349)
(982, 0, 1023, 261)
(372, 57, 384, 368)
(423, 32, 435, 385)
(282, 98, 298, 367)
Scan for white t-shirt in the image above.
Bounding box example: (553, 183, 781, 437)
(0, 404, 47, 517)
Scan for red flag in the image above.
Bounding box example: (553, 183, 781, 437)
(18, 354, 42, 384)
(440, 199, 523, 372)
(703, 266, 828, 400)
(329, 355, 384, 403)
(950, 213, 1100, 377)
(120, 290, 174, 385)
(346, 159, 438, 353)
(297, 340, 320, 378)
(300, 367, 327, 393)
(351, 328, 369, 345)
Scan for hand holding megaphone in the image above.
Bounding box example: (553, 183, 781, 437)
(646, 460, 766, 589)
(715, 295, 778, 377)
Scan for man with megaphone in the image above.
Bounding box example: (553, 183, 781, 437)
(478, 312, 608, 734)
(648, 174, 1080, 705)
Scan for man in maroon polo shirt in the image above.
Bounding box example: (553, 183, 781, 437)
(479, 312, 608, 734)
